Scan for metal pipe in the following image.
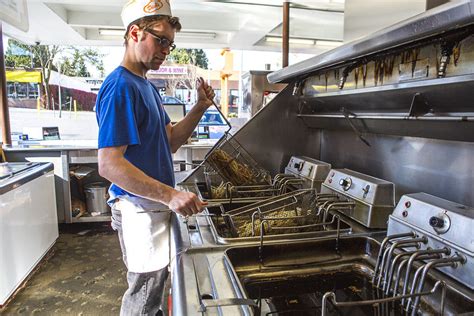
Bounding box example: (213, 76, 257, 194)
(321, 281, 446, 312)
(404, 262, 428, 309)
(377, 237, 427, 288)
(410, 255, 464, 314)
(393, 258, 409, 297)
(0, 24, 12, 145)
(322, 201, 353, 231)
(393, 252, 442, 299)
(401, 248, 450, 302)
(282, 1, 290, 68)
(323, 201, 355, 223)
(384, 250, 419, 294)
(372, 232, 416, 284)
(385, 249, 445, 295)
(321, 292, 336, 316)
(258, 219, 269, 264)
(334, 214, 341, 251)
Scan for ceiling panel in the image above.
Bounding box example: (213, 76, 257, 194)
(2, 0, 345, 53)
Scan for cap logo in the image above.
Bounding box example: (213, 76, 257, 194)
(143, 0, 164, 13)
(122, 0, 172, 27)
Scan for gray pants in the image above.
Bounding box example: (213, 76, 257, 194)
(112, 205, 169, 316)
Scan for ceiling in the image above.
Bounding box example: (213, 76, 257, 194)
(2, 0, 345, 54)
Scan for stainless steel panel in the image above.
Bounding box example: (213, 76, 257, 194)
(387, 193, 474, 290)
(230, 84, 322, 175)
(322, 169, 395, 206)
(390, 193, 474, 253)
(319, 130, 474, 207)
(284, 156, 331, 190)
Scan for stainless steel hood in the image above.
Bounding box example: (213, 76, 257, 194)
(268, 0, 474, 84)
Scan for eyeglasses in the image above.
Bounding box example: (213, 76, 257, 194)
(144, 29, 176, 51)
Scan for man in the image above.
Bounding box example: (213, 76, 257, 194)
(95, 1, 215, 315)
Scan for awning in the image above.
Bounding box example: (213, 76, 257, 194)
(6, 71, 42, 83)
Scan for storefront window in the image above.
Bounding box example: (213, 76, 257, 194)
(6, 82, 39, 99)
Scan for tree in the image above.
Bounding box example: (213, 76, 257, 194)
(5, 39, 104, 109)
(166, 49, 209, 101)
(169, 49, 208, 69)
(61, 48, 104, 77)
(6, 40, 60, 109)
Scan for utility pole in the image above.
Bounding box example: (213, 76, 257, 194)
(282, 1, 290, 68)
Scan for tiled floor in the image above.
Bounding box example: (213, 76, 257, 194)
(1, 223, 169, 315)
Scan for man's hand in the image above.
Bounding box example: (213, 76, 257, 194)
(196, 77, 216, 111)
(167, 190, 207, 217)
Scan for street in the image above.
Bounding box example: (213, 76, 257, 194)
(8, 108, 98, 141)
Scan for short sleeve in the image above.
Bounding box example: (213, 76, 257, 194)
(97, 85, 141, 149)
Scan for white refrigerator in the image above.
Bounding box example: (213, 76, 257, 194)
(0, 162, 58, 306)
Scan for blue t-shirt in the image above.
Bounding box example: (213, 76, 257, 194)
(95, 66, 174, 201)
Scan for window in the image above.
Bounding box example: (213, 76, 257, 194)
(27, 83, 39, 99)
(6, 82, 39, 99)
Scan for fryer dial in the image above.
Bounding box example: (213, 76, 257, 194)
(339, 177, 352, 191)
(429, 216, 444, 228)
(293, 161, 304, 171)
(429, 212, 451, 234)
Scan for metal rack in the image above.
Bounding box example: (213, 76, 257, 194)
(205, 134, 271, 186)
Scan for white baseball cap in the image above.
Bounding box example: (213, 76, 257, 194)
(121, 0, 172, 28)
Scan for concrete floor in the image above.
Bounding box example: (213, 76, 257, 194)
(0, 223, 169, 315)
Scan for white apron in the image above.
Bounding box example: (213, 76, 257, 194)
(114, 196, 171, 273)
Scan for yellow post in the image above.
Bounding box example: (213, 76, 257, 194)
(220, 75, 229, 117)
(219, 48, 234, 118)
(37, 97, 41, 113)
(74, 99, 77, 119)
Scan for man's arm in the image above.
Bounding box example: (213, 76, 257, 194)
(98, 146, 204, 216)
(166, 77, 215, 152)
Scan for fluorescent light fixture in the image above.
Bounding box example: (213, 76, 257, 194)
(316, 40, 343, 47)
(99, 28, 125, 36)
(176, 32, 217, 40)
(265, 36, 315, 45)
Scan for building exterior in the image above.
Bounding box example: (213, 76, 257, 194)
(147, 63, 240, 116)
(6, 68, 97, 111)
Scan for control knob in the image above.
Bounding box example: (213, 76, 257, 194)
(428, 213, 451, 234)
(429, 216, 444, 228)
(293, 161, 304, 171)
(339, 177, 352, 191)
